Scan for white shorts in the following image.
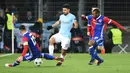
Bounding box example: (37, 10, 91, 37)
(52, 33, 71, 50)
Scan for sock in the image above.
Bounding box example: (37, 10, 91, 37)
(60, 54, 64, 58)
(12, 61, 20, 67)
(49, 45, 54, 56)
(43, 53, 55, 60)
(89, 46, 95, 61)
(101, 48, 105, 55)
(94, 51, 103, 62)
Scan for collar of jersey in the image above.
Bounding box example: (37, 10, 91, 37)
(96, 15, 101, 20)
(23, 31, 28, 36)
(64, 13, 70, 16)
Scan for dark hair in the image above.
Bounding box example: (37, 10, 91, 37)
(62, 4, 70, 9)
(93, 9, 100, 14)
(19, 25, 26, 30)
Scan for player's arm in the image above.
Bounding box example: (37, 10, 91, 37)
(73, 21, 78, 29)
(81, 14, 88, 20)
(72, 15, 78, 29)
(87, 26, 91, 36)
(87, 19, 91, 36)
(52, 20, 60, 27)
(21, 37, 29, 57)
(47, 20, 61, 30)
(104, 17, 127, 31)
(81, 14, 92, 34)
(17, 37, 29, 62)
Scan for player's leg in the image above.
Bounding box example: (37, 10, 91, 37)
(5, 53, 33, 67)
(48, 37, 55, 56)
(93, 49, 104, 66)
(96, 39, 105, 54)
(89, 38, 105, 54)
(94, 40, 104, 66)
(41, 53, 55, 60)
(56, 50, 67, 66)
(88, 39, 95, 46)
(98, 46, 105, 54)
(41, 53, 64, 61)
(88, 42, 97, 65)
(56, 37, 70, 66)
(48, 33, 61, 56)
(88, 38, 96, 65)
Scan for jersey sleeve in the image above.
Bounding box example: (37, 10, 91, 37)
(58, 15, 61, 21)
(87, 15, 92, 26)
(87, 26, 91, 32)
(21, 36, 29, 56)
(72, 15, 77, 23)
(104, 17, 126, 30)
(88, 20, 91, 26)
(104, 17, 112, 24)
(22, 36, 29, 46)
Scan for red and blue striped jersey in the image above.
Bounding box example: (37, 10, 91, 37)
(22, 32, 41, 56)
(87, 15, 111, 39)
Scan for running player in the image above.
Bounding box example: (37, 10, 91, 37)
(87, 9, 129, 66)
(81, 7, 105, 54)
(5, 25, 63, 67)
(47, 4, 78, 66)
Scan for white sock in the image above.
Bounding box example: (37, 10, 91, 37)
(60, 54, 64, 58)
(49, 45, 54, 56)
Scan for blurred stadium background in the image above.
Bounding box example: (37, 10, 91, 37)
(0, 0, 130, 54)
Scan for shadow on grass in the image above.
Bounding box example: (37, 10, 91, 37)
(19, 65, 66, 69)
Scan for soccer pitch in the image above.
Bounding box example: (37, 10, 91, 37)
(0, 54, 130, 73)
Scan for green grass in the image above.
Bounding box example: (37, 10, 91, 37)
(0, 53, 130, 73)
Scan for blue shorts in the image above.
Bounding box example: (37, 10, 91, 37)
(89, 36, 104, 46)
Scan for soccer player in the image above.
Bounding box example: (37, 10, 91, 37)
(81, 7, 105, 55)
(5, 25, 63, 67)
(47, 4, 78, 66)
(87, 9, 129, 66)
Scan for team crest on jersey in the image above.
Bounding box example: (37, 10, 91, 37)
(99, 19, 102, 22)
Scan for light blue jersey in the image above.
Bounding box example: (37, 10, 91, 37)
(59, 13, 76, 38)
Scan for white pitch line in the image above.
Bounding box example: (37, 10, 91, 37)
(0, 54, 13, 57)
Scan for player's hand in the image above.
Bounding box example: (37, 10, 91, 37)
(81, 14, 86, 20)
(87, 32, 90, 36)
(81, 14, 85, 16)
(17, 56, 23, 62)
(47, 26, 53, 30)
(126, 28, 130, 32)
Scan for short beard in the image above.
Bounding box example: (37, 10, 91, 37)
(96, 14, 100, 18)
(63, 13, 68, 16)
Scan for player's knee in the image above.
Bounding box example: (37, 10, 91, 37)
(88, 40, 95, 46)
(88, 42, 92, 47)
(49, 37, 55, 45)
(98, 46, 103, 50)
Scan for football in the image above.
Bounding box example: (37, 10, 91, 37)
(34, 58, 43, 66)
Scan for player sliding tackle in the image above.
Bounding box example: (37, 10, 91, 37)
(83, 9, 130, 66)
(47, 4, 78, 66)
(5, 25, 63, 67)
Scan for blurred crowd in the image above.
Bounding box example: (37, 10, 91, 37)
(0, 6, 87, 53)
(0, 5, 124, 54)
